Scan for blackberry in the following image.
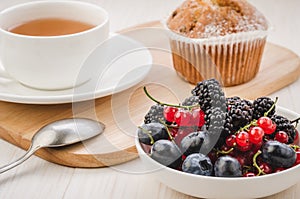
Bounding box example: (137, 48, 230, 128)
(227, 99, 253, 132)
(214, 113, 234, 148)
(205, 107, 226, 133)
(191, 79, 226, 112)
(222, 113, 234, 136)
(192, 79, 227, 147)
(253, 97, 276, 119)
(144, 104, 164, 124)
(226, 96, 241, 106)
(205, 107, 227, 148)
(271, 114, 296, 144)
(182, 96, 199, 106)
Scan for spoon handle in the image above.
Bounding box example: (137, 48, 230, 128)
(0, 145, 40, 174)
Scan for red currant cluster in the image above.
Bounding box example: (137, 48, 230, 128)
(225, 116, 294, 152)
(164, 106, 205, 128)
(212, 115, 300, 176)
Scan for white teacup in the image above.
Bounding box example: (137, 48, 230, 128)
(0, 1, 109, 90)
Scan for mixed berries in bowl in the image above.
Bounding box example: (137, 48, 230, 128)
(135, 79, 300, 198)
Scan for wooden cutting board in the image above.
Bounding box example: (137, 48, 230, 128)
(0, 21, 299, 168)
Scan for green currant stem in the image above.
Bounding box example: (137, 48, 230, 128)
(159, 119, 174, 141)
(264, 97, 278, 117)
(143, 87, 199, 110)
(253, 150, 266, 176)
(237, 120, 257, 133)
(138, 126, 154, 145)
(243, 165, 252, 173)
(291, 117, 300, 127)
(217, 147, 234, 155)
(291, 117, 300, 123)
(289, 144, 300, 151)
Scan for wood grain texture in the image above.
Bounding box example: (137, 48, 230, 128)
(0, 21, 299, 168)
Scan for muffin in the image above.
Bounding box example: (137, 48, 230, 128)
(165, 0, 269, 86)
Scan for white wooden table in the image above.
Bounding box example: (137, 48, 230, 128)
(0, 0, 300, 198)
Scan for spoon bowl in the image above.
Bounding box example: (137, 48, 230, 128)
(32, 118, 104, 148)
(0, 118, 104, 174)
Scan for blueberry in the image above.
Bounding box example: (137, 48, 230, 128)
(180, 130, 213, 156)
(262, 140, 296, 168)
(214, 156, 242, 177)
(182, 153, 213, 176)
(138, 123, 169, 145)
(180, 131, 204, 156)
(151, 140, 182, 169)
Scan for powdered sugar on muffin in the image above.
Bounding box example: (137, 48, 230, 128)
(167, 0, 268, 38)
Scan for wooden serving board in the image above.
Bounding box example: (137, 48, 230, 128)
(0, 21, 299, 168)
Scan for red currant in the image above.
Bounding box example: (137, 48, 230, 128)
(274, 167, 285, 173)
(208, 151, 218, 164)
(252, 142, 263, 153)
(163, 106, 178, 123)
(294, 151, 300, 166)
(235, 155, 248, 166)
(275, 131, 289, 143)
(190, 108, 205, 127)
(236, 131, 250, 147)
(174, 109, 192, 126)
(169, 127, 178, 138)
(249, 126, 264, 144)
(174, 128, 193, 145)
(257, 116, 276, 135)
(243, 172, 256, 177)
(220, 145, 233, 152)
(236, 142, 253, 152)
(225, 135, 237, 147)
(259, 163, 272, 174)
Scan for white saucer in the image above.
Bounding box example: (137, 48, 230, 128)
(0, 34, 152, 104)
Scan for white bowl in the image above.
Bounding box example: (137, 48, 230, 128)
(135, 106, 300, 199)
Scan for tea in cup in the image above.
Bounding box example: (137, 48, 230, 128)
(0, 1, 109, 90)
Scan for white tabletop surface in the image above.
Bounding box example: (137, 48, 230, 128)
(0, 0, 300, 198)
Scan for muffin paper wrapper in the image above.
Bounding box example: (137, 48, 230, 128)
(164, 22, 268, 86)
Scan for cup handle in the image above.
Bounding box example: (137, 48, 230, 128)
(0, 32, 12, 80)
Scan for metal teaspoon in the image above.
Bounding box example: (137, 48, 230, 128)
(0, 118, 105, 174)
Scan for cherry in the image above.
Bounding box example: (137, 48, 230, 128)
(174, 109, 192, 126)
(190, 108, 205, 127)
(225, 135, 237, 147)
(236, 131, 250, 147)
(243, 172, 256, 177)
(257, 116, 276, 135)
(249, 127, 265, 144)
(259, 163, 272, 174)
(275, 131, 289, 143)
(164, 106, 178, 123)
